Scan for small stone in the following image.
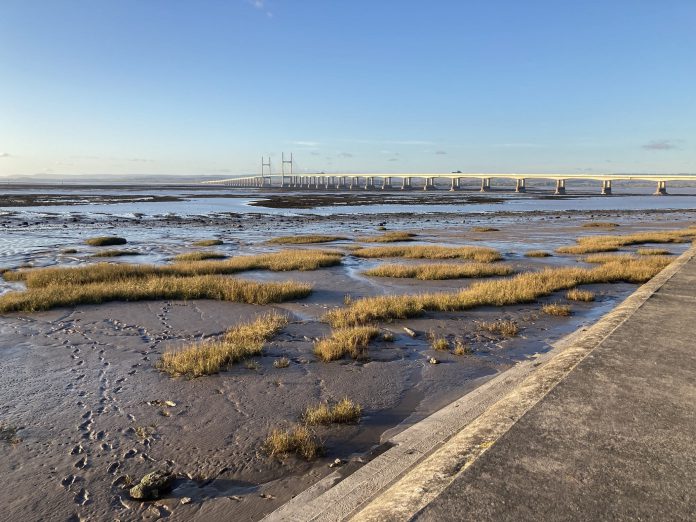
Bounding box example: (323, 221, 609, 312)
(403, 327, 416, 338)
(180, 497, 192, 505)
(428, 357, 439, 364)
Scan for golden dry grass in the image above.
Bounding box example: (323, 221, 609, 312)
(91, 249, 141, 258)
(193, 239, 223, 246)
(3, 250, 342, 288)
(303, 398, 362, 425)
(325, 256, 672, 327)
(173, 251, 226, 262)
(267, 235, 348, 244)
(273, 357, 290, 368)
(0, 276, 310, 313)
(478, 319, 519, 337)
(453, 339, 472, 355)
(358, 231, 417, 243)
(471, 226, 499, 232)
(85, 236, 127, 246)
(428, 332, 450, 351)
(313, 326, 381, 361)
(637, 248, 671, 256)
(157, 312, 287, 377)
(263, 425, 321, 460)
(557, 229, 695, 255)
(524, 250, 552, 258)
(541, 303, 572, 316)
(566, 288, 595, 302)
(581, 222, 619, 229)
(363, 262, 513, 280)
(352, 245, 502, 263)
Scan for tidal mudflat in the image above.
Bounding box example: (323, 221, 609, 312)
(1, 188, 695, 521)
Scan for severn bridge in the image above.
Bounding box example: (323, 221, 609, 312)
(203, 172, 696, 195)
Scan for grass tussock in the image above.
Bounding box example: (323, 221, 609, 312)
(471, 226, 499, 232)
(303, 398, 362, 425)
(85, 236, 127, 246)
(428, 331, 450, 351)
(173, 251, 226, 262)
(313, 326, 381, 361)
(637, 248, 671, 256)
(478, 319, 519, 337)
(0, 423, 21, 444)
(157, 312, 287, 377)
(566, 289, 595, 302)
(524, 250, 552, 258)
(267, 235, 347, 244)
(3, 250, 342, 288)
(91, 249, 141, 258)
(263, 425, 321, 460)
(352, 245, 502, 263)
(358, 231, 417, 243)
(363, 262, 513, 280)
(0, 276, 310, 313)
(324, 256, 672, 327)
(581, 222, 619, 229)
(541, 303, 572, 316)
(193, 239, 223, 247)
(557, 229, 695, 255)
(453, 339, 472, 355)
(273, 357, 290, 368)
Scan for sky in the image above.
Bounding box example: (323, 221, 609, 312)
(1, 0, 695, 177)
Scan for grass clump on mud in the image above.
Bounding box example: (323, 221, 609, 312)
(566, 289, 595, 302)
(637, 248, 671, 256)
(157, 312, 288, 377)
(363, 262, 513, 280)
(314, 326, 381, 361)
(324, 256, 672, 327)
(352, 245, 502, 263)
(524, 250, 552, 258)
(0, 423, 21, 444)
(303, 398, 362, 425)
(471, 226, 499, 232)
(267, 235, 347, 245)
(428, 331, 450, 351)
(0, 276, 310, 313)
(358, 231, 417, 243)
(478, 319, 519, 337)
(581, 222, 619, 229)
(91, 249, 141, 258)
(173, 251, 226, 262)
(263, 425, 322, 460)
(3, 250, 342, 288)
(192, 239, 223, 247)
(85, 236, 127, 246)
(556, 228, 695, 255)
(541, 303, 572, 316)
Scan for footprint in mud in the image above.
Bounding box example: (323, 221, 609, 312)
(70, 444, 84, 455)
(127, 414, 136, 422)
(115, 377, 126, 384)
(61, 474, 77, 489)
(107, 462, 120, 475)
(123, 449, 138, 459)
(101, 442, 113, 451)
(74, 488, 90, 506)
(114, 387, 123, 394)
(74, 457, 88, 469)
(96, 430, 106, 440)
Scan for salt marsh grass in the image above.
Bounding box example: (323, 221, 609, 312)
(325, 256, 672, 327)
(85, 236, 127, 246)
(541, 303, 572, 316)
(557, 229, 695, 255)
(353, 245, 502, 263)
(91, 250, 141, 258)
(157, 312, 288, 377)
(524, 250, 552, 258)
(192, 239, 223, 247)
(313, 326, 381, 361)
(358, 231, 417, 243)
(471, 226, 499, 232)
(267, 235, 347, 244)
(0, 276, 310, 313)
(581, 222, 619, 229)
(637, 248, 671, 256)
(303, 398, 362, 425)
(478, 319, 519, 337)
(263, 425, 321, 460)
(173, 251, 226, 262)
(566, 289, 595, 302)
(363, 262, 513, 280)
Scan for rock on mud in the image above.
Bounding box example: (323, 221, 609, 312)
(129, 470, 174, 501)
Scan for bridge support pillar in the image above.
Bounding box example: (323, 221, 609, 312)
(480, 178, 491, 192)
(424, 177, 435, 190)
(601, 180, 612, 195)
(655, 180, 668, 195)
(515, 178, 526, 193)
(365, 176, 375, 190)
(401, 177, 412, 190)
(449, 178, 460, 191)
(349, 177, 358, 190)
(555, 179, 566, 195)
(382, 177, 392, 190)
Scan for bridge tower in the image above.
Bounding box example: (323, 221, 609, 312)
(260, 156, 272, 187)
(281, 152, 294, 188)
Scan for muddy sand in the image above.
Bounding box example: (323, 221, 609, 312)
(1, 204, 695, 521)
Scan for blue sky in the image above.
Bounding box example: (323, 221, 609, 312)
(1, 0, 694, 177)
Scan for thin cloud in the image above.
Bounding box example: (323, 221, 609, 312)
(341, 139, 435, 146)
(642, 140, 679, 151)
(292, 141, 319, 147)
(493, 143, 545, 148)
(388, 157, 399, 162)
(338, 152, 354, 158)
(0, 152, 10, 158)
(248, 0, 272, 17)
(435, 150, 447, 155)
